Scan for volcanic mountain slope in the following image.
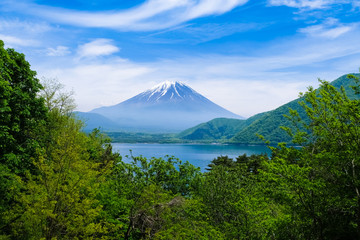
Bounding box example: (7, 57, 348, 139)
(79, 81, 243, 132)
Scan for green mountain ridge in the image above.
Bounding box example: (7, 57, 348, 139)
(177, 112, 267, 142)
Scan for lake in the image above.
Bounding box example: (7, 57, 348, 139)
(112, 143, 271, 171)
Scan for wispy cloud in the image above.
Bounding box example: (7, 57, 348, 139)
(5, 0, 249, 31)
(267, 0, 350, 9)
(77, 39, 120, 58)
(0, 19, 53, 48)
(0, 34, 37, 47)
(47, 46, 71, 56)
(142, 22, 267, 44)
(181, 0, 249, 19)
(0, 19, 52, 34)
(298, 18, 355, 39)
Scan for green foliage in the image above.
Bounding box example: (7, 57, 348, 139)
(0, 40, 47, 175)
(154, 198, 225, 240)
(124, 155, 203, 196)
(201, 154, 275, 239)
(262, 74, 360, 239)
(125, 184, 178, 239)
(206, 155, 236, 170)
(3, 95, 117, 239)
(0, 47, 118, 239)
(96, 153, 203, 239)
(0, 164, 23, 237)
(0, 40, 47, 238)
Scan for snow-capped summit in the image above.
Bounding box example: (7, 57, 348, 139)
(125, 81, 203, 104)
(150, 80, 182, 91)
(147, 81, 187, 100)
(88, 81, 243, 132)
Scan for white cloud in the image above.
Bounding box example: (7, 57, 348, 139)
(182, 0, 248, 19)
(268, 0, 350, 9)
(37, 58, 154, 110)
(47, 46, 71, 56)
(6, 0, 249, 31)
(77, 39, 120, 58)
(0, 34, 37, 47)
(317, 26, 352, 38)
(0, 19, 53, 48)
(298, 18, 355, 39)
(0, 19, 52, 34)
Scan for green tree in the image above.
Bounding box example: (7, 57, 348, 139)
(124, 155, 202, 196)
(154, 198, 225, 240)
(1, 73, 118, 239)
(0, 40, 47, 175)
(0, 40, 47, 238)
(206, 155, 235, 171)
(201, 154, 274, 239)
(97, 155, 203, 238)
(264, 75, 360, 239)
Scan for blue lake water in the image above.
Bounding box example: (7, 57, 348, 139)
(112, 143, 271, 171)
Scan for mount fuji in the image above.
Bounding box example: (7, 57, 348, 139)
(77, 81, 243, 133)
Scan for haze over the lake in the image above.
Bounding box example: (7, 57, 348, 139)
(1, 0, 359, 117)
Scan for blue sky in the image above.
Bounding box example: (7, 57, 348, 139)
(1, 0, 360, 117)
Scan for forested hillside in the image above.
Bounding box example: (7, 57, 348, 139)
(2, 41, 360, 239)
(230, 98, 306, 144)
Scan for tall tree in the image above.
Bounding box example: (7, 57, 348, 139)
(201, 154, 274, 239)
(0, 40, 47, 237)
(5, 78, 118, 239)
(0, 40, 47, 175)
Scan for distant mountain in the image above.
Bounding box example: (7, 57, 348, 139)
(75, 112, 128, 132)
(80, 81, 243, 132)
